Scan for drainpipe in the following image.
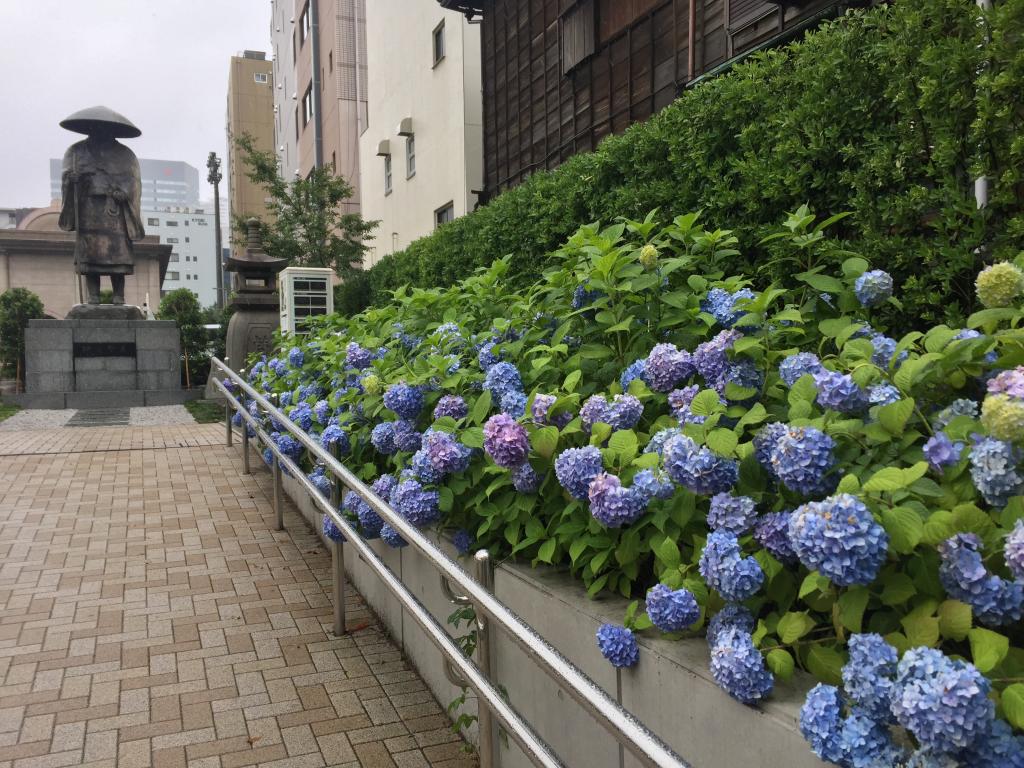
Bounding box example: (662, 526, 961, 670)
(688, 0, 696, 81)
(974, 0, 992, 210)
(310, 0, 324, 169)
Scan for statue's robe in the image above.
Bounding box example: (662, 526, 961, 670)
(58, 138, 145, 276)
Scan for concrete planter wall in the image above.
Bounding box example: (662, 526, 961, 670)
(280, 471, 827, 768)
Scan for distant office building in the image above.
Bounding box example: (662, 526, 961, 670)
(0, 208, 22, 229)
(144, 206, 219, 306)
(359, 0, 481, 265)
(226, 50, 275, 257)
(269, 0, 367, 216)
(49, 158, 200, 208)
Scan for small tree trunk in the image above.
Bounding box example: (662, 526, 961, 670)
(184, 348, 191, 389)
(16, 357, 22, 394)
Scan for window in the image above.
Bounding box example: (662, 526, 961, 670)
(169, 254, 179, 262)
(166, 271, 179, 281)
(329, 50, 333, 73)
(331, 151, 336, 171)
(435, 202, 454, 228)
(165, 220, 178, 227)
(166, 237, 179, 244)
(384, 155, 392, 195)
(405, 136, 416, 178)
(295, 107, 300, 141)
(299, 4, 310, 45)
(302, 86, 313, 126)
(146, 217, 159, 226)
(254, 72, 269, 84)
(433, 20, 445, 65)
(184, 237, 189, 243)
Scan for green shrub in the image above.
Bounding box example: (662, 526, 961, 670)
(341, 0, 1022, 331)
(0, 287, 46, 386)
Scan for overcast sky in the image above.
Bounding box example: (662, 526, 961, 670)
(0, 0, 270, 208)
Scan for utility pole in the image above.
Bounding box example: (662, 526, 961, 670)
(207, 152, 224, 308)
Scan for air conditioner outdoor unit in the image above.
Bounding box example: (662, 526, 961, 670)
(280, 267, 334, 335)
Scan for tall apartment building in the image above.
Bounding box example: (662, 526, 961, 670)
(145, 206, 218, 306)
(269, 0, 367, 217)
(358, 0, 482, 265)
(226, 50, 275, 257)
(48, 158, 200, 208)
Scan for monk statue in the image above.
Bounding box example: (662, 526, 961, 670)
(57, 106, 145, 307)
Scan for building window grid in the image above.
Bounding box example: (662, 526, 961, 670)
(433, 21, 446, 66)
(254, 72, 269, 84)
(302, 86, 313, 127)
(405, 136, 416, 179)
(384, 155, 392, 195)
(435, 202, 455, 228)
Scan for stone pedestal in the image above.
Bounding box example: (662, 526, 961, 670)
(225, 294, 279, 372)
(10, 319, 198, 409)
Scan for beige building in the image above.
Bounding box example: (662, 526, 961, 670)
(226, 51, 275, 257)
(358, 0, 482, 266)
(0, 205, 170, 319)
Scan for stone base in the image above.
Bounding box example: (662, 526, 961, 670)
(8, 388, 204, 409)
(66, 303, 145, 321)
(225, 306, 279, 371)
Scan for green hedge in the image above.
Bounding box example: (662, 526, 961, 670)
(344, 0, 1022, 328)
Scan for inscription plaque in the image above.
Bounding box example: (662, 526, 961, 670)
(73, 342, 137, 358)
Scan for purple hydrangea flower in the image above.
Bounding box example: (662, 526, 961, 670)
(938, 533, 1024, 626)
(854, 270, 893, 307)
(554, 445, 604, 500)
(779, 352, 824, 387)
(663, 435, 738, 495)
(988, 366, 1024, 399)
(706, 604, 755, 648)
(754, 511, 797, 563)
(645, 343, 694, 392)
(668, 385, 705, 425)
(924, 431, 963, 473)
(345, 342, 373, 370)
(371, 422, 397, 455)
(410, 449, 442, 484)
(970, 436, 1024, 507)
(453, 528, 474, 555)
(380, 523, 407, 548)
(580, 395, 610, 434)
(512, 463, 542, 494)
(1006, 519, 1024, 581)
(383, 382, 424, 420)
(392, 479, 440, 528)
(770, 426, 837, 496)
(595, 624, 639, 668)
(813, 369, 869, 414)
(709, 628, 773, 704)
(482, 414, 529, 468)
(433, 395, 468, 421)
(891, 647, 994, 754)
(588, 473, 647, 528)
(693, 330, 741, 386)
(707, 493, 757, 535)
(424, 430, 472, 475)
(699, 530, 764, 601)
(620, 359, 649, 391)
(645, 584, 699, 632)
(607, 394, 643, 431)
(393, 419, 422, 452)
(789, 494, 888, 586)
(483, 362, 523, 400)
(632, 469, 674, 502)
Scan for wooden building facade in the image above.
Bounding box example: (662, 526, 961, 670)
(441, 0, 841, 197)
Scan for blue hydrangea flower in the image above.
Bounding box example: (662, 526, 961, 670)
(644, 427, 682, 457)
(645, 584, 699, 632)
(500, 390, 527, 418)
(706, 604, 755, 648)
(620, 359, 650, 391)
(588, 473, 647, 529)
(645, 343, 694, 392)
(393, 420, 423, 452)
(632, 469, 674, 502)
(289, 402, 314, 432)
(345, 342, 373, 370)
(754, 422, 788, 479)
(1006, 519, 1024, 581)
(709, 628, 773, 704)
(842, 634, 898, 722)
(322, 514, 345, 542)
(779, 352, 824, 387)
(837, 712, 904, 768)
(800, 684, 845, 765)
(380, 523, 407, 548)
(483, 362, 523, 400)
(433, 395, 468, 421)
(969, 436, 1024, 507)
(309, 467, 332, 498)
(554, 446, 604, 500)
(814, 369, 869, 414)
(453, 528, 473, 555)
(868, 384, 902, 407)
(923, 431, 963, 473)
(371, 422, 397, 455)
(717, 358, 763, 399)
(607, 394, 643, 431)
(313, 399, 330, 425)
(595, 624, 639, 668)
(870, 333, 907, 370)
(934, 398, 979, 429)
(392, 479, 440, 528)
(531, 393, 573, 429)
(693, 330, 741, 386)
(262, 447, 274, 467)
(770, 426, 837, 496)
(854, 270, 893, 307)
(788, 494, 888, 586)
(231, 412, 243, 427)
(699, 530, 764, 601)
(667, 385, 705, 425)
(248, 360, 266, 381)
(287, 346, 304, 368)
(754, 511, 797, 563)
(410, 449, 443, 484)
(707, 493, 757, 535)
(701, 287, 755, 328)
(268, 358, 287, 377)
(512, 463, 542, 494)
(273, 432, 304, 462)
(477, 340, 502, 371)
(483, 414, 529, 468)
(938, 533, 1024, 626)
(278, 390, 292, 407)
(383, 382, 424, 420)
(961, 719, 1024, 768)
(572, 283, 602, 310)
(890, 647, 994, 754)
(663, 435, 738, 496)
(320, 424, 350, 454)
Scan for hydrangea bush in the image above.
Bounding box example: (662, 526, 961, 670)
(237, 212, 1024, 765)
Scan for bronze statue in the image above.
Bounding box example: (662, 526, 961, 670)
(57, 106, 145, 306)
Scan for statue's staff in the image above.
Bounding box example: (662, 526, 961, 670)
(72, 150, 82, 305)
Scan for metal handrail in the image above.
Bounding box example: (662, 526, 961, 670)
(211, 357, 690, 768)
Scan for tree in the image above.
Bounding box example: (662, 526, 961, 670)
(233, 133, 377, 276)
(0, 288, 46, 391)
(158, 288, 206, 388)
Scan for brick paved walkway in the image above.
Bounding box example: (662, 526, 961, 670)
(0, 425, 473, 768)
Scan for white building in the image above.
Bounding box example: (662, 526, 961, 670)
(50, 159, 200, 209)
(358, 0, 482, 265)
(144, 207, 218, 306)
(269, 0, 301, 180)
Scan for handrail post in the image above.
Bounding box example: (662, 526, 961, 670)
(329, 442, 343, 509)
(241, 420, 250, 474)
(225, 402, 233, 447)
(273, 454, 284, 531)
(332, 538, 346, 636)
(474, 550, 496, 768)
